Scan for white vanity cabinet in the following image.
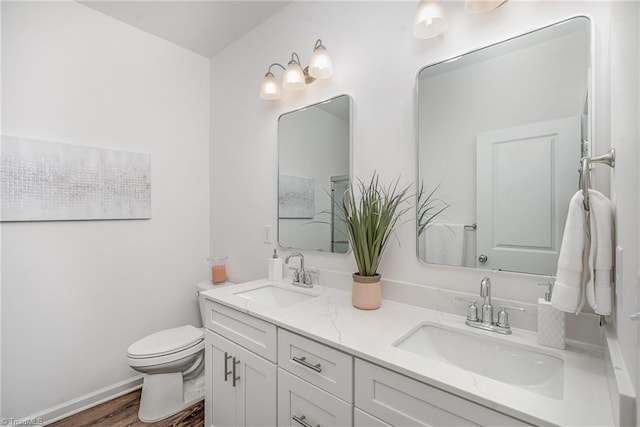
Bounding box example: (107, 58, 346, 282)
(203, 296, 530, 427)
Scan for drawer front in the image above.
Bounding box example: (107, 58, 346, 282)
(355, 359, 530, 426)
(278, 368, 352, 427)
(278, 329, 353, 402)
(354, 408, 391, 427)
(203, 299, 277, 362)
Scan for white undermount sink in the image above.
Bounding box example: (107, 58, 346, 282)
(233, 285, 318, 308)
(393, 323, 564, 399)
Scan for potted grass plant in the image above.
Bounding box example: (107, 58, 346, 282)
(335, 174, 448, 310)
(336, 173, 412, 309)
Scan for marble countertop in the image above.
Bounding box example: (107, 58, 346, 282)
(201, 279, 614, 426)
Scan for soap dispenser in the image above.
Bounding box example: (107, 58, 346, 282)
(537, 282, 565, 349)
(268, 249, 283, 282)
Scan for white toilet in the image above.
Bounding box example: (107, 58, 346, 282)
(126, 280, 227, 422)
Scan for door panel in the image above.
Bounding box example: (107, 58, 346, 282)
(476, 116, 581, 275)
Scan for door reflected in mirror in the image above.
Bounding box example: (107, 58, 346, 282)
(416, 17, 590, 275)
(278, 95, 351, 253)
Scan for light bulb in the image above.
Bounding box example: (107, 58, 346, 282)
(260, 72, 281, 100)
(283, 60, 305, 91)
(413, 0, 447, 39)
(309, 44, 333, 79)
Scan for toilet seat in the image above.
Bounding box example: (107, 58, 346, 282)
(127, 325, 204, 365)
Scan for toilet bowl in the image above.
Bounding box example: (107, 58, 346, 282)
(126, 280, 231, 422)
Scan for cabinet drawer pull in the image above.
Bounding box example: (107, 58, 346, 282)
(232, 357, 241, 387)
(292, 356, 322, 372)
(224, 352, 233, 382)
(292, 414, 320, 427)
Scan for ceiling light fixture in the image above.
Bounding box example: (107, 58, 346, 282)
(260, 39, 333, 100)
(413, 0, 447, 39)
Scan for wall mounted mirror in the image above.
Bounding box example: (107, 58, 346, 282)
(416, 17, 590, 276)
(278, 94, 351, 253)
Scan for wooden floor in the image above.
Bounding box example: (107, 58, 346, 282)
(50, 390, 204, 427)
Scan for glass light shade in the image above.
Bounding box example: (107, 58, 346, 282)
(260, 73, 281, 100)
(465, 0, 507, 14)
(413, 0, 447, 39)
(308, 46, 333, 79)
(283, 61, 305, 91)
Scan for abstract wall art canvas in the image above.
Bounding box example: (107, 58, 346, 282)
(278, 174, 314, 219)
(1, 136, 151, 221)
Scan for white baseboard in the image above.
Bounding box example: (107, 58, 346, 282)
(21, 375, 144, 426)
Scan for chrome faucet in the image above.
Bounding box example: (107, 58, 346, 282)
(480, 277, 493, 327)
(285, 252, 312, 288)
(455, 277, 523, 335)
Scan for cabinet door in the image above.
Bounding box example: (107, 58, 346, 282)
(234, 341, 277, 426)
(205, 330, 276, 427)
(278, 368, 352, 427)
(206, 330, 240, 427)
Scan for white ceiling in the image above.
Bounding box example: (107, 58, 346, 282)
(79, 0, 292, 58)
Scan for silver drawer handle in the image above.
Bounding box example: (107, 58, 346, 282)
(232, 357, 240, 387)
(292, 414, 320, 427)
(224, 352, 232, 382)
(292, 356, 322, 372)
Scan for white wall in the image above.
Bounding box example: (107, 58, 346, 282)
(609, 0, 640, 396)
(1, 1, 210, 419)
(210, 1, 612, 298)
(209, 0, 640, 387)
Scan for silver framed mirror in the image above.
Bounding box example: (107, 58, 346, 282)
(278, 94, 352, 253)
(416, 17, 591, 276)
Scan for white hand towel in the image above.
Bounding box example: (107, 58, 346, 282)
(551, 191, 586, 313)
(585, 190, 614, 315)
(424, 224, 465, 266)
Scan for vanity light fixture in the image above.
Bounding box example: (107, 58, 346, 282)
(260, 39, 333, 100)
(413, 0, 509, 40)
(413, 0, 448, 39)
(465, 0, 508, 14)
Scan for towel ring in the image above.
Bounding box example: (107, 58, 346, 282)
(581, 148, 615, 212)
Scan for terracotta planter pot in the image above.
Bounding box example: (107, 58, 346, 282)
(352, 273, 382, 310)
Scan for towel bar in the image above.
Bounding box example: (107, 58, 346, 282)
(580, 148, 615, 212)
(579, 148, 615, 328)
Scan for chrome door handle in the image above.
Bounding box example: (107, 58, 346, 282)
(478, 254, 488, 263)
(224, 352, 232, 382)
(232, 357, 240, 387)
(292, 414, 320, 427)
(292, 356, 322, 372)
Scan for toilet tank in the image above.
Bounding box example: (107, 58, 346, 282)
(196, 280, 234, 326)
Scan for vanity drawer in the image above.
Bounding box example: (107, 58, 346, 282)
(355, 359, 530, 426)
(203, 299, 277, 362)
(354, 408, 391, 426)
(278, 329, 353, 402)
(278, 368, 352, 427)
